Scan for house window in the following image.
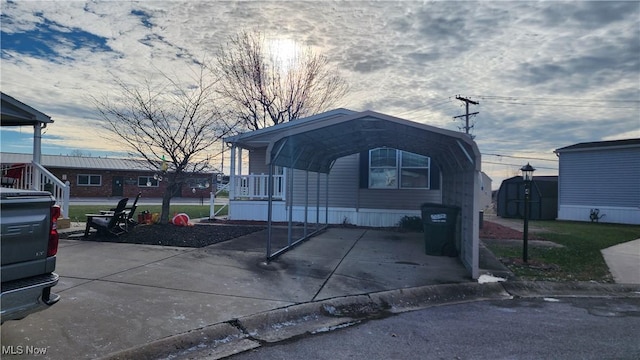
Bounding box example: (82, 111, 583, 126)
(369, 148, 398, 188)
(369, 148, 430, 189)
(400, 151, 430, 188)
(185, 177, 211, 190)
(138, 176, 159, 187)
(77, 174, 101, 186)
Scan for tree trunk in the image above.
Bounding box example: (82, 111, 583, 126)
(160, 189, 172, 225)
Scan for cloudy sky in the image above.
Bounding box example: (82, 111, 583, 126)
(1, 1, 639, 188)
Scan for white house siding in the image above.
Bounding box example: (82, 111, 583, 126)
(234, 152, 444, 227)
(288, 153, 442, 226)
(558, 146, 640, 225)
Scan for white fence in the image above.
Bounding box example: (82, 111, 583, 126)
(231, 174, 285, 200)
(1, 162, 70, 219)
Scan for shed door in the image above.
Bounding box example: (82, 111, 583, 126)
(112, 176, 124, 197)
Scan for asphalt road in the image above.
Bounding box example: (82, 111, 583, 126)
(230, 297, 640, 360)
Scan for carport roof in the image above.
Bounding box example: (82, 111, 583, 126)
(1, 92, 53, 126)
(226, 109, 480, 174)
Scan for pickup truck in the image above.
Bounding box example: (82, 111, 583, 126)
(1, 187, 61, 323)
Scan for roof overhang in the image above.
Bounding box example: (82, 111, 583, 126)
(226, 110, 480, 174)
(1, 92, 53, 126)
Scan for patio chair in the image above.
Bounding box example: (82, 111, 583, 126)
(123, 192, 141, 231)
(84, 197, 129, 237)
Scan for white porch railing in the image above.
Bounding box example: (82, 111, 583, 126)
(1, 162, 70, 219)
(231, 174, 285, 200)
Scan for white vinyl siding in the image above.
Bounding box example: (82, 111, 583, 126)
(559, 147, 640, 207)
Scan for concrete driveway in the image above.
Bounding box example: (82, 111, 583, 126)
(0, 227, 471, 359)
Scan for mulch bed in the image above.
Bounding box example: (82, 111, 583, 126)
(479, 220, 544, 240)
(67, 222, 266, 248)
(66, 218, 538, 249)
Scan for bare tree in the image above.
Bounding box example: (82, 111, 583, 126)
(93, 64, 238, 224)
(215, 31, 349, 130)
(69, 149, 92, 157)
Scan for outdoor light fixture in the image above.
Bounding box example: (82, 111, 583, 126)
(521, 162, 535, 182)
(520, 162, 536, 263)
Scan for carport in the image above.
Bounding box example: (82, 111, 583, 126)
(226, 109, 482, 278)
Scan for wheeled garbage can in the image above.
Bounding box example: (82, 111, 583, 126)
(420, 203, 460, 257)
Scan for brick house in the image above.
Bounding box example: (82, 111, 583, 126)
(1, 152, 215, 199)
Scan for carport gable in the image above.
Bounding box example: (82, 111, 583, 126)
(264, 111, 478, 174)
(228, 110, 482, 278)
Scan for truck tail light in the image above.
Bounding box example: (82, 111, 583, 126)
(48, 205, 61, 257)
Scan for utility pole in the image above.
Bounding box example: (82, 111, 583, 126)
(453, 95, 479, 138)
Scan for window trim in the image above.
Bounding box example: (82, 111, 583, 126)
(77, 174, 101, 186)
(138, 176, 159, 188)
(368, 148, 431, 189)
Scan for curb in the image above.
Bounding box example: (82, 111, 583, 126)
(99, 282, 508, 360)
(100, 281, 640, 360)
(503, 281, 640, 298)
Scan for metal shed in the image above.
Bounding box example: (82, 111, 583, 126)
(496, 175, 558, 220)
(226, 109, 482, 278)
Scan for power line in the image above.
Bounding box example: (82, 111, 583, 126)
(394, 97, 455, 118)
(483, 160, 558, 170)
(469, 95, 639, 109)
(481, 153, 558, 162)
(470, 95, 640, 103)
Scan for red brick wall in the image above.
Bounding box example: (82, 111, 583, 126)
(47, 167, 213, 199)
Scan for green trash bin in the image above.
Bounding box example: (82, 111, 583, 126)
(420, 203, 460, 257)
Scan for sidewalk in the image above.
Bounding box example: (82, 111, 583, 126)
(602, 239, 640, 284)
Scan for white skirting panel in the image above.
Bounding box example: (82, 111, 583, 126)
(558, 205, 640, 225)
(229, 201, 422, 227)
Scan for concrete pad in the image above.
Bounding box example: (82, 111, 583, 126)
(346, 230, 428, 262)
(0, 281, 289, 360)
(281, 227, 365, 260)
(316, 257, 470, 300)
(55, 240, 190, 279)
(2, 227, 473, 360)
(315, 229, 471, 300)
(54, 276, 92, 292)
(103, 248, 339, 303)
(601, 239, 640, 284)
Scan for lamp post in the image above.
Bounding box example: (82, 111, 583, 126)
(521, 163, 535, 263)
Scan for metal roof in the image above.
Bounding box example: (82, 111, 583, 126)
(0, 152, 152, 171)
(226, 109, 480, 174)
(555, 138, 640, 153)
(1, 92, 53, 126)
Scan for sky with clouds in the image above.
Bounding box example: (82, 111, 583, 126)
(1, 1, 639, 188)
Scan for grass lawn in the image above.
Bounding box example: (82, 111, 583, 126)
(67, 204, 227, 222)
(485, 220, 640, 282)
